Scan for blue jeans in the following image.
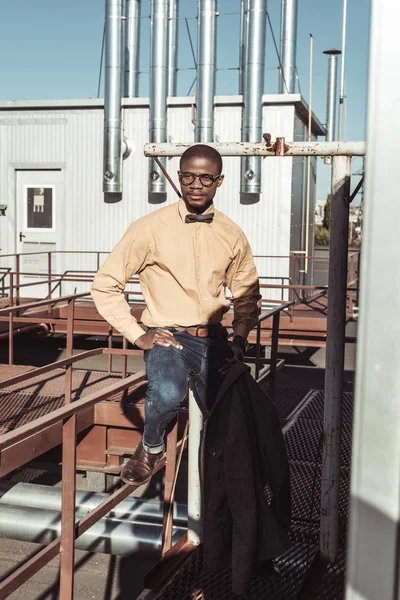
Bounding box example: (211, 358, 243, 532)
(143, 329, 232, 449)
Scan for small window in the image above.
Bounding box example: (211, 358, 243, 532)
(27, 187, 53, 229)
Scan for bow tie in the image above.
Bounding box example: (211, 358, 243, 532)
(185, 212, 214, 224)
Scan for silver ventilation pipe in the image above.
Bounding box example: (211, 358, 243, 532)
(240, 0, 267, 204)
(0, 504, 185, 556)
(149, 0, 169, 203)
(104, 0, 124, 195)
(195, 0, 218, 143)
(167, 0, 179, 97)
(0, 481, 187, 524)
(239, 0, 249, 95)
(124, 0, 141, 97)
(279, 0, 298, 93)
(323, 49, 341, 165)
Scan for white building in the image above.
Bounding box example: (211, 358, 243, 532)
(0, 94, 324, 299)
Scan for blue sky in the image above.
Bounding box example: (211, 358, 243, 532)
(0, 0, 371, 199)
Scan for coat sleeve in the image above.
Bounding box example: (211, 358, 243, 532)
(225, 230, 261, 340)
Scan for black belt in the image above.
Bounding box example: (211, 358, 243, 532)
(175, 324, 228, 338)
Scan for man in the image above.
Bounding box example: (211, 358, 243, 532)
(91, 144, 261, 486)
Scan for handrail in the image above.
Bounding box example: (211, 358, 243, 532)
(0, 297, 299, 598)
(0, 370, 146, 452)
(0, 348, 104, 391)
(253, 301, 294, 387)
(0, 291, 89, 316)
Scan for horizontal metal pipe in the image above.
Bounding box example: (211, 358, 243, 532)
(0, 482, 187, 524)
(0, 504, 185, 555)
(144, 141, 366, 157)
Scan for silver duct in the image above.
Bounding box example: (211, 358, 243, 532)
(124, 0, 141, 97)
(149, 0, 169, 203)
(195, 0, 218, 143)
(240, 0, 267, 204)
(104, 0, 124, 194)
(0, 482, 187, 524)
(279, 0, 298, 93)
(167, 0, 179, 97)
(323, 49, 341, 165)
(239, 0, 249, 95)
(0, 504, 185, 555)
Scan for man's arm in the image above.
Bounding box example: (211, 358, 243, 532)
(225, 231, 261, 342)
(91, 222, 151, 345)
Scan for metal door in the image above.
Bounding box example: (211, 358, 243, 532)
(16, 170, 64, 299)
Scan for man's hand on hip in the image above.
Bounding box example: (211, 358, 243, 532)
(135, 329, 183, 351)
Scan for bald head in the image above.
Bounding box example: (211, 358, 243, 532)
(180, 144, 223, 174)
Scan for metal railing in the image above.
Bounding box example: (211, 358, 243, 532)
(0, 291, 289, 599)
(0, 249, 359, 322)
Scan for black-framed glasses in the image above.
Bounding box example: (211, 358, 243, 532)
(178, 171, 221, 188)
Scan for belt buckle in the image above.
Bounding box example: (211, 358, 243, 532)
(195, 325, 203, 337)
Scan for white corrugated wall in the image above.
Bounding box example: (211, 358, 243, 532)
(0, 97, 303, 301)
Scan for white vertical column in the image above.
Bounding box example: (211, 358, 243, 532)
(187, 388, 203, 544)
(346, 0, 400, 598)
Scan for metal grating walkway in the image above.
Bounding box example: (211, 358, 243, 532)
(0, 365, 125, 435)
(156, 388, 353, 600)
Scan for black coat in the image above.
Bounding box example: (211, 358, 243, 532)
(200, 362, 291, 596)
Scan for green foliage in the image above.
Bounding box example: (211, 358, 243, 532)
(314, 224, 330, 246)
(322, 195, 332, 230)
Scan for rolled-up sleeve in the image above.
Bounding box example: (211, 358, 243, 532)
(226, 232, 261, 339)
(91, 222, 152, 345)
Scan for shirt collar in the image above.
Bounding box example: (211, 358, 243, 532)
(177, 198, 217, 224)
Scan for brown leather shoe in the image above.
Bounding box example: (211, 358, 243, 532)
(120, 441, 163, 486)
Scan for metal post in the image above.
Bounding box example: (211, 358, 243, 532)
(8, 311, 14, 366)
(187, 387, 203, 544)
(47, 253, 52, 314)
(15, 255, 20, 307)
(255, 321, 261, 380)
(346, 1, 400, 596)
(348, 253, 355, 314)
(64, 299, 75, 405)
(270, 312, 280, 402)
(9, 272, 14, 307)
(161, 420, 178, 555)
(121, 335, 128, 378)
(108, 327, 113, 373)
(320, 154, 351, 562)
(60, 301, 77, 599)
(338, 0, 347, 140)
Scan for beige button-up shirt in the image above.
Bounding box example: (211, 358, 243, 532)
(91, 199, 261, 344)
